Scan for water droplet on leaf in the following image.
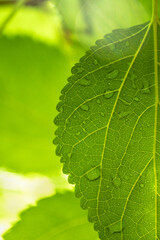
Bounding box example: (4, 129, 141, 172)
(134, 97, 140, 102)
(113, 176, 121, 188)
(141, 79, 151, 94)
(76, 131, 81, 136)
(96, 99, 101, 104)
(80, 104, 89, 111)
(100, 112, 105, 117)
(122, 100, 131, 106)
(108, 221, 123, 234)
(78, 78, 91, 86)
(108, 70, 119, 78)
(119, 111, 131, 119)
(86, 167, 100, 181)
(104, 91, 114, 99)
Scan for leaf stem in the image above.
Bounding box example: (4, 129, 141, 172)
(152, 0, 158, 22)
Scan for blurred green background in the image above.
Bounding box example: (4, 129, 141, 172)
(0, 0, 153, 239)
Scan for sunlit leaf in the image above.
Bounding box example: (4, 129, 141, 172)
(54, 15, 160, 240)
(3, 191, 98, 240)
(0, 5, 60, 43)
(0, 35, 71, 175)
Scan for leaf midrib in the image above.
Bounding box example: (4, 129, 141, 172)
(96, 19, 155, 237)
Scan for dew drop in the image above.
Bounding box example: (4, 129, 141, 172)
(130, 73, 137, 89)
(140, 183, 144, 188)
(100, 112, 105, 117)
(108, 221, 123, 234)
(104, 91, 114, 99)
(133, 97, 140, 102)
(113, 176, 121, 188)
(142, 88, 150, 94)
(119, 111, 131, 119)
(142, 79, 151, 94)
(122, 100, 131, 106)
(76, 131, 81, 136)
(78, 78, 91, 86)
(108, 69, 119, 78)
(86, 167, 100, 181)
(80, 104, 89, 111)
(96, 99, 101, 104)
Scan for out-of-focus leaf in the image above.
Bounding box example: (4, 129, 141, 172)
(53, 0, 149, 46)
(3, 191, 98, 240)
(0, 35, 71, 175)
(0, 5, 61, 44)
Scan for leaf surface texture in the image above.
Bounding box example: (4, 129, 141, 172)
(54, 21, 160, 239)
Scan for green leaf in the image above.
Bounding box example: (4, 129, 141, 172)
(54, 8, 160, 240)
(0, 35, 71, 175)
(53, 0, 149, 46)
(3, 191, 98, 240)
(0, 5, 60, 43)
